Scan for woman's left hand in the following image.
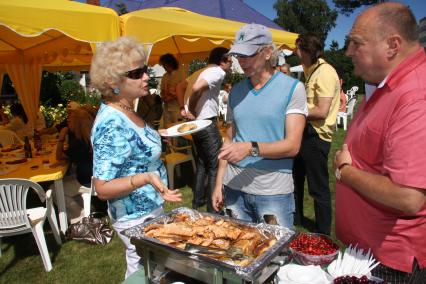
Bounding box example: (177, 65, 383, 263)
(148, 173, 182, 202)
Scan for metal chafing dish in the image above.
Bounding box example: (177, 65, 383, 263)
(122, 207, 295, 284)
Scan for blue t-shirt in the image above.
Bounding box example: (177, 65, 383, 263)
(91, 104, 165, 222)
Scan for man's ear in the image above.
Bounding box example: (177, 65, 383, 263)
(386, 34, 402, 58)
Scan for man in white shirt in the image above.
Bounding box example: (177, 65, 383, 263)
(182, 47, 232, 212)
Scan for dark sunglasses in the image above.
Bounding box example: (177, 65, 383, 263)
(232, 51, 259, 59)
(124, 65, 148, 79)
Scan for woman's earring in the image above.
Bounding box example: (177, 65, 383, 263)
(113, 88, 120, 95)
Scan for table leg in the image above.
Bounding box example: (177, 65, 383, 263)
(54, 179, 68, 234)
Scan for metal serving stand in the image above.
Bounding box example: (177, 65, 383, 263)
(124, 208, 295, 284)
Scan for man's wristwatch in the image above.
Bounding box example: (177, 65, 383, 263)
(250, 141, 260, 157)
(335, 163, 350, 181)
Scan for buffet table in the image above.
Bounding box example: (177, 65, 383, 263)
(0, 142, 69, 234)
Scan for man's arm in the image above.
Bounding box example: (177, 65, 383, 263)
(188, 78, 209, 114)
(335, 145, 426, 214)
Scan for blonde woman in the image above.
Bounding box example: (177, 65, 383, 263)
(89, 36, 181, 279)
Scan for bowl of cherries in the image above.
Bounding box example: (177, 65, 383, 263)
(289, 232, 339, 266)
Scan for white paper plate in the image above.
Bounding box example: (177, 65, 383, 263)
(277, 264, 328, 284)
(161, 120, 212, 137)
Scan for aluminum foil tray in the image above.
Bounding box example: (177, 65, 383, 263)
(123, 207, 295, 281)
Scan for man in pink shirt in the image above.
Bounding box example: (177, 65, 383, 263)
(334, 3, 426, 283)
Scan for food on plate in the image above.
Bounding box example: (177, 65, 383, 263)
(177, 123, 197, 133)
(5, 158, 28, 165)
(143, 213, 277, 266)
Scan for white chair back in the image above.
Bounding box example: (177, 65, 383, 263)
(0, 129, 22, 147)
(0, 179, 34, 234)
(0, 178, 61, 271)
(346, 86, 359, 101)
(347, 98, 357, 118)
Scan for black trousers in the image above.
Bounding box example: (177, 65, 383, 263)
(191, 118, 222, 213)
(293, 124, 332, 235)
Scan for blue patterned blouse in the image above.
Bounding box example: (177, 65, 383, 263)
(91, 103, 165, 222)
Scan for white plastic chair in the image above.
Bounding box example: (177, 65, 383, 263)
(0, 178, 62, 271)
(346, 86, 359, 101)
(164, 143, 196, 189)
(79, 178, 97, 218)
(0, 129, 22, 146)
(336, 98, 357, 131)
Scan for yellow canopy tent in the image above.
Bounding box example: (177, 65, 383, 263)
(0, 0, 120, 126)
(120, 7, 299, 65)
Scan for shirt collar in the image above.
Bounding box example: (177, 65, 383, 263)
(365, 75, 388, 101)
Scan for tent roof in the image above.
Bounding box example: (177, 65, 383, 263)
(121, 7, 298, 65)
(96, 0, 283, 30)
(0, 0, 120, 67)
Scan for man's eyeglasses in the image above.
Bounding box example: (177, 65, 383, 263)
(124, 65, 148, 80)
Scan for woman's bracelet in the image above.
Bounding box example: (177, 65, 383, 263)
(129, 175, 137, 189)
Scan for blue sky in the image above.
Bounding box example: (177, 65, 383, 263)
(244, 0, 426, 49)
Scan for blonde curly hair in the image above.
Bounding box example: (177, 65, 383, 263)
(90, 36, 147, 100)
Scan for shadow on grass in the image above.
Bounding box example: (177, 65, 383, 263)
(0, 228, 62, 275)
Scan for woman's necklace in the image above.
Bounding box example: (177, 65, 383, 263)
(112, 102, 135, 113)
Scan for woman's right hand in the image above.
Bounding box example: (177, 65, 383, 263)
(147, 173, 182, 202)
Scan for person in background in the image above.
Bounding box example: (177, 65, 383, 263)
(338, 79, 347, 113)
(0, 102, 9, 126)
(334, 3, 426, 282)
(293, 33, 340, 235)
(180, 47, 232, 213)
(179, 47, 232, 212)
(38, 101, 81, 136)
(159, 53, 186, 126)
(90, 36, 182, 279)
(212, 24, 307, 228)
(5, 103, 33, 140)
(56, 106, 97, 223)
(277, 63, 291, 76)
(218, 83, 231, 123)
(136, 88, 163, 129)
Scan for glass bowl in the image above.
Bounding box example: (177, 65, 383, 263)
(289, 232, 339, 266)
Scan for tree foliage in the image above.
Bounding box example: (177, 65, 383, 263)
(273, 0, 338, 42)
(333, 0, 381, 16)
(115, 1, 128, 15)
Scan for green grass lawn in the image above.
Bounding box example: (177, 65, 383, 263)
(0, 101, 358, 283)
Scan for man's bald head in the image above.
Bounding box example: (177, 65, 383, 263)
(362, 2, 418, 43)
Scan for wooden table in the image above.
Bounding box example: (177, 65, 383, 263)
(0, 143, 69, 234)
